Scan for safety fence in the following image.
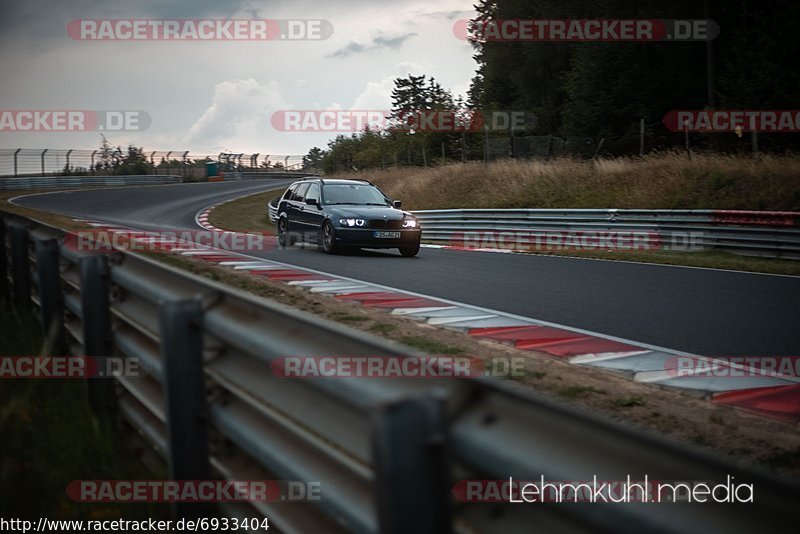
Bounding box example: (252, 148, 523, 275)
(0, 149, 308, 179)
(2, 210, 799, 532)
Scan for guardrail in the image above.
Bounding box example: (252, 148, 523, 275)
(268, 199, 800, 259)
(412, 208, 800, 259)
(217, 171, 318, 182)
(2, 210, 799, 532)
(0, 175, 183, 190)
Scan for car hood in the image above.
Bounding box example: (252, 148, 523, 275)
(328, 205, 408, 220)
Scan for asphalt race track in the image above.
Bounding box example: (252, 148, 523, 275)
(13, 180, 800, 357)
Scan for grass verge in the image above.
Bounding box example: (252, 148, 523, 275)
(0, 302, 168, 519)
(333, 152, 800, 211)
(206, 189, 283, 233)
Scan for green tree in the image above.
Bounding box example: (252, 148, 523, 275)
(302, 147, 326, 171)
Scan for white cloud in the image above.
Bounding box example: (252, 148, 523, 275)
(0, 0, 478, 154)
(184, 78, 287, 152)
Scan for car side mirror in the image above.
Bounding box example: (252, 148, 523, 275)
(393, 200, 402, 209)
(305, 198, 318, 206)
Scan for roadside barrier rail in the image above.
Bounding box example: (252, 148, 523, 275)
(0, 175, 182, 190)
(412, 208, 800, 259)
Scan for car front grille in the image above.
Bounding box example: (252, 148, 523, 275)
(369, 219, 402, 229)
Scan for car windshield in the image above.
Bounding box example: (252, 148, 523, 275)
(323, 184, 390, 206)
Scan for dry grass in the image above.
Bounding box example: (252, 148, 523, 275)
(330, 151, 800, 211)
(206, 188, 283, 233)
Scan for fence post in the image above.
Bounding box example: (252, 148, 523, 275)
(34, 235, 63, 347)
(372, 392, 451, 534)
(41, 149, 48, 175)
(182, 151, 189, 178)
(0, 217, 8, 302)
(13, 148, 21, 177)
(639, 118, 645, 156)
(483, 126, 489, 166)
(80, 255, 115, 414)
(159, 299, 211, 519)
(592, 138, 605, 160)
(685, 125, 691, 160)
(9, 223, 31, 310)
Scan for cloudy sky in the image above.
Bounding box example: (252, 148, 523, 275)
(0, 0, 477, 156)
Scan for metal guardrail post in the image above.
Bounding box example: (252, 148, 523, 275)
(34, 235, 64, 348)
(0, 217, 8, 302)
(159, 298, 211, 519)
(372, 392, 451, 534)
(13, 148, 21, 177)
(9, 222, 31, 310)
(80, 255, 115, 414)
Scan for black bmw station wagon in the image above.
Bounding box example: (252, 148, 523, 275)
(275, 178, 422, 256)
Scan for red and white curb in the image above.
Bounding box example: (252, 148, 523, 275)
(196, 206, 226, 233)
(75, 217, 800, 424)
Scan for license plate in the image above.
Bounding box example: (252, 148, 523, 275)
(374, 231, 401, 239)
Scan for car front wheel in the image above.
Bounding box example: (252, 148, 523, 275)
(277, 217, 290, 247)
(321, 221, 338, 254)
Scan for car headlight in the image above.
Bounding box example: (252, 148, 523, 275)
(401, 218, 418, 228)
(339, 218, 366, 227)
